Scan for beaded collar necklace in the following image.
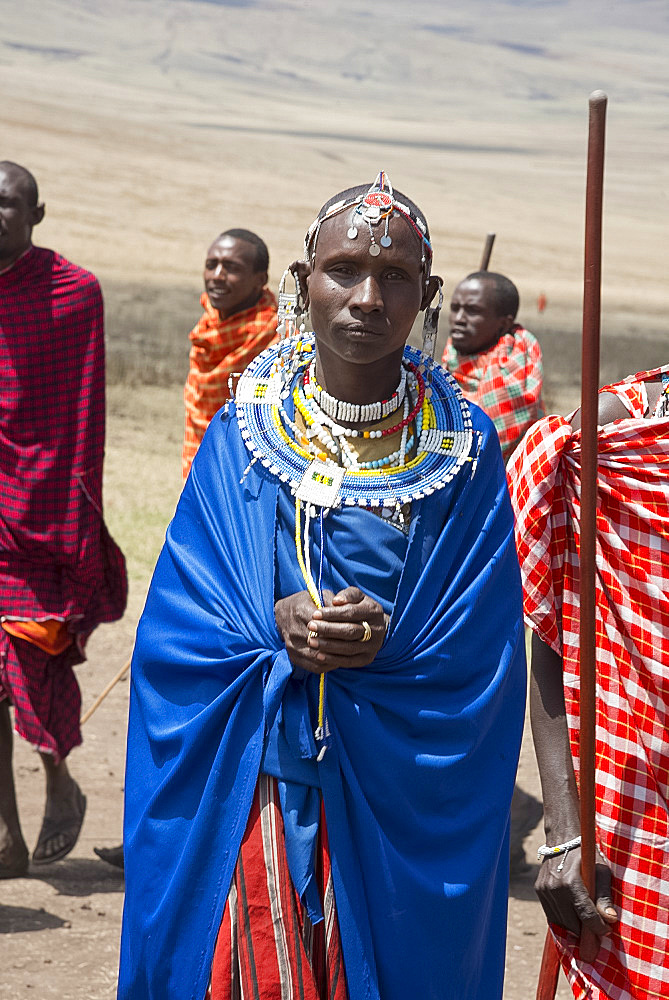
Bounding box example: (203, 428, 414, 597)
(234, 334, 476, 510)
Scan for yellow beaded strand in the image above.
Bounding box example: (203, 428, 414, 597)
(294, 496, 327, 742)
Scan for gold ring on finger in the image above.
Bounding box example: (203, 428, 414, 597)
(360, 620, 372, 643)
(307, 629, 318, 642)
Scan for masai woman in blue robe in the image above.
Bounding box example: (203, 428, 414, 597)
(118, 176, 526, 1000)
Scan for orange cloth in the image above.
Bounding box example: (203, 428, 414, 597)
(183, 288, 278, 478)
(2, 618, 73, 655)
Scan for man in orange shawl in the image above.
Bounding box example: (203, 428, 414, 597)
(183, 229, 278, 478)
(442, 271, 543, 462)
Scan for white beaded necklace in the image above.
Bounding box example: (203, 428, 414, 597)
(309, 362, 407, 424)
(298, 368, 419, 440)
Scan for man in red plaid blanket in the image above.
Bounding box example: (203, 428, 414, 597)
(182, 229, 277, 478)
(0, 161, 127, 877)
(508, 368, 669, 1000)
(443, 271, 543, 462)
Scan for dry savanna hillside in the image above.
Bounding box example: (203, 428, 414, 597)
(2, 0, 668, 404)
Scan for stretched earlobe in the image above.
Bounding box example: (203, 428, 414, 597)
(421, 274, 442, 311)
(292, 260, 311, 309)
(421, 277, 443, 362)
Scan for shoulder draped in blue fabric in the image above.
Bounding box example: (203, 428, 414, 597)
(118, 397, 526, 1000)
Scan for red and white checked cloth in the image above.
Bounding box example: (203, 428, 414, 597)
(443, 324, 544, 462)
(507, 369, 669, 1000)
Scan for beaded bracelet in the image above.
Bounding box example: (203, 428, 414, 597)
(537, 836, 582, 871)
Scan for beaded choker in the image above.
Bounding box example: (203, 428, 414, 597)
(307, 362, 407, 424)
(234, 333, 476, 510)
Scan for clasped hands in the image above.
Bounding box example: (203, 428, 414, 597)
(274, 586, 387, 674)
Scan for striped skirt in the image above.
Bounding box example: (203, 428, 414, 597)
(209, 773, 348, 1000)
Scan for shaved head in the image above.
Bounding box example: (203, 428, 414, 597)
(0, 161, 45, 269)
(0, 161, 39, 208)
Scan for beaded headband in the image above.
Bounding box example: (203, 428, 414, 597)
(304, 171, 433, 276)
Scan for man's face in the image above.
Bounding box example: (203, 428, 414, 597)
(449, 278, 511, 355)
(0, 166, 43, 268)
(306, 212, 430, 370)
(203, 236, 266, 319)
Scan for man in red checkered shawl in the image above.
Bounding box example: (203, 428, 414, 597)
(182, 229, 277, 478)
(507, 367, 669, 999)
(0, 161, 127, 877)
(443, 271, 544, 462)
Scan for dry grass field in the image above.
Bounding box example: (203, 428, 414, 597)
(1, 1, 668, 997)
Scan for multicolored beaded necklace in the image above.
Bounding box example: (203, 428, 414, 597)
(234, 333, 477, 755)
(293, 362, 422, 470)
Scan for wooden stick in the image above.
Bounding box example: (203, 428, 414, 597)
(534, 89, 608, 1000)
(81, 656, 132, 725)
(579, 90, 607, 947)
(479, 232, 496, 271)
(536, 932, 561, 1000)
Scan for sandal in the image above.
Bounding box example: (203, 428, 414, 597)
(32, 782, 86, 865)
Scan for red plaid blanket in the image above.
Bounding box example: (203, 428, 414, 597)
(183, 288, 277, 478)
(443, 324, 543, 461)
(507, 370, 669, 999)
(0, 246, 127, 758)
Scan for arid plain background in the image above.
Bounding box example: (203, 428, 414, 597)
(1, 1, 668, 997)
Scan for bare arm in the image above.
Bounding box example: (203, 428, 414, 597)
(530, 632, 617, 960)
(570, 391, 630, 431)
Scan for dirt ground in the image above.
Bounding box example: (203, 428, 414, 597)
(2, 383, 576, 1000)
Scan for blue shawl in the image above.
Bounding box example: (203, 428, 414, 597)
(118, 399, 526, 1000)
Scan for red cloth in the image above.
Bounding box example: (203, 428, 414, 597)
(443, 324, 544, 461)
(0, 246, 127, 759)
(507, 368, 669, 1000)
(183, 289, 278, 478)
(209, 774, 347, 1000)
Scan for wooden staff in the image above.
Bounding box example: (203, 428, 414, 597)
(479, 232, 496, 271)
(535, 89, 608, 1000)
(81, 656, 132, 725)
(578, 84, 607, 950)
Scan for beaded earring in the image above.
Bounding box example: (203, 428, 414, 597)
(421, 278, 443, 363)
(276, 267, 307, 385)
(277, 267, 303, 340)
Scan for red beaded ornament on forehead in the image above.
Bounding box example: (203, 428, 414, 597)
(304, 170, 433, 275)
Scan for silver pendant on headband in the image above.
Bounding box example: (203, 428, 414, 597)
(369, 243, 381, 256)
(380, 235, 392, 248)
(347, 226, 358, 240)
